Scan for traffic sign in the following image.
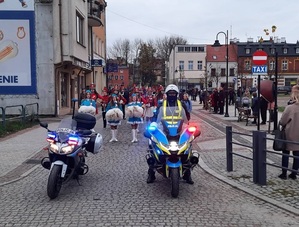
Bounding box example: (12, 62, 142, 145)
(252, 50, 268, 65)
(252, 66, 267, 74)
(91, 59, 102, 67)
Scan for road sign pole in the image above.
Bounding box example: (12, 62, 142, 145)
(273, 51, 278, 131)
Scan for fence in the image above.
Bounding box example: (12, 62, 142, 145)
(0, 103, 39, 127)
(226, 126, 299, 186)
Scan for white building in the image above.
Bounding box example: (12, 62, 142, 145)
(168, 44, 207, 91)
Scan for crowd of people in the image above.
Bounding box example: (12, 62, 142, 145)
(78, 83, 193, 143)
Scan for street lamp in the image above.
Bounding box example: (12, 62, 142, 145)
(213, 30, 229, 117)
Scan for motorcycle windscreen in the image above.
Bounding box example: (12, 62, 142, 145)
(57, 116, 76, 130)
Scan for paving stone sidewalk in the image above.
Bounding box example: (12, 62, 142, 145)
(191, 100, 299, 215)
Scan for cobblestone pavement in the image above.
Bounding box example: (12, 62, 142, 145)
(0, 102, 299, 226)
(193, 101, 299, 215)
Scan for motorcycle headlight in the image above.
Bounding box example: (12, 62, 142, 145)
(61, 145, 75, 154)
(169, 141, 179, 152)
(49, 144, 59, 153)
(49, 143, 75, 154)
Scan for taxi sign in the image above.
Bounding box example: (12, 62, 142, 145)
(252, 65, 267, 74)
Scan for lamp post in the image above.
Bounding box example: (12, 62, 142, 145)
(175, 67, 182, 91)
(213, 30, 229, 117)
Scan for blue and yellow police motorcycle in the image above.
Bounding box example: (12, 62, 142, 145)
(144, 116, 200, 198)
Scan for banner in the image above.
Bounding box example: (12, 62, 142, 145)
(0, 0, 36, 94)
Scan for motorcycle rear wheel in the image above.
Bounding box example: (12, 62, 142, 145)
(47, 165, 63, 199)
(170, 168, 179, 198)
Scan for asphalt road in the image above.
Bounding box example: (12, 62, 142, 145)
(1, 105, 299, 226)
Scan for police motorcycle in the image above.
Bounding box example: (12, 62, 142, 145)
(40, 99, 103, 199)
(144, 102, 200, 198)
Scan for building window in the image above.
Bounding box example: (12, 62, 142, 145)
(191, 46, 198, 52)
(296, 48, 299, 54)
(177, 47, 184, 52)
(76, 12, 84, 45)
(285, 78, 297, 86)
(283, 48, 288, 54)
(197, 61, 203, 70)
(179, 61, 184, 70)
(114, 75, 118, 80)
(269, 60, 275, 70)
(229, 68, 234, 76)
(185, 47, 190, 52)
(188, 61, 193, 70)
(221, 68, 225, 77)
(244, 60, 251, 70)
(282, 60, 288, 70)
(120, 75, 124, 80)
(198, 46, 205, 52)
(271, 48, 275, 54)
(245, 48, 250, 54)
(211, 68, 216, 77)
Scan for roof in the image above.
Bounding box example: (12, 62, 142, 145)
(206, 44, 238, 62)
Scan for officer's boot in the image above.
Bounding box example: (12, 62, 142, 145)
(146, 168, 156, 183)
(183, 169, 194, 184)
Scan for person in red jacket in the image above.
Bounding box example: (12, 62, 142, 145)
(144, 91, 157, 124)
(99, 87, 110, 128)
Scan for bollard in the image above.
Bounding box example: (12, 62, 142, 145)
(253, 130, 267, 185)
(226, 126, 233, 172)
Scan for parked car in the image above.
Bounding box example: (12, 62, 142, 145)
(277, 86, 292, 95)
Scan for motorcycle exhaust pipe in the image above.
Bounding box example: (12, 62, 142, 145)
(190, 151, 200, 165)
(145, 153, 155, 166)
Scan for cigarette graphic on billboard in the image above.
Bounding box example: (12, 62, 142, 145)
(0, 40, 19, 62)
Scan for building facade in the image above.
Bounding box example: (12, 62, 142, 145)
(237, 37, 299, 89)
(206, 43, 238, 89)
(168, 44, 207, 91)
(0, 0, 107, 116)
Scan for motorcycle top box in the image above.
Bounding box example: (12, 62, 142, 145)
(73, 113, 96, 130)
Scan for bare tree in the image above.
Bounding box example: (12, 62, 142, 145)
(155, 36, 187, 60)
(108, 38, 131, 65)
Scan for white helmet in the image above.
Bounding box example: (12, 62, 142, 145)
(165, 84, 179, 94)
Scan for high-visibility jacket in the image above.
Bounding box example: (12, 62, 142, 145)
(162, 100, 183, 123)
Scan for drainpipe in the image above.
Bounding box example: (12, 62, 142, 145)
(53, 0, 64, 116)
(90, 26, 95, 83)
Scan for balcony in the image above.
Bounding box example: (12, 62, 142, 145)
(88, 0, 105, 27)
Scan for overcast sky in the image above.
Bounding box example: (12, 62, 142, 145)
(106, 0, 299, 48)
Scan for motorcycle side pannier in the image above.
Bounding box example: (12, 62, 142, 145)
(74, 113, 96, 130)
(86, 133, 103, 154)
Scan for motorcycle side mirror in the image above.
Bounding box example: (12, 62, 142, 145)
(40, 122, 48, 129)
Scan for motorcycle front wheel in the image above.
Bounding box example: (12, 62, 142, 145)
(47, 165, 63, 199)
(170, 168, 179, 198)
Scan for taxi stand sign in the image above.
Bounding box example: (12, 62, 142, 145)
(252, 65, 267, 74)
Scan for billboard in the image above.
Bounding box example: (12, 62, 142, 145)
(0, 0, 36, 94)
